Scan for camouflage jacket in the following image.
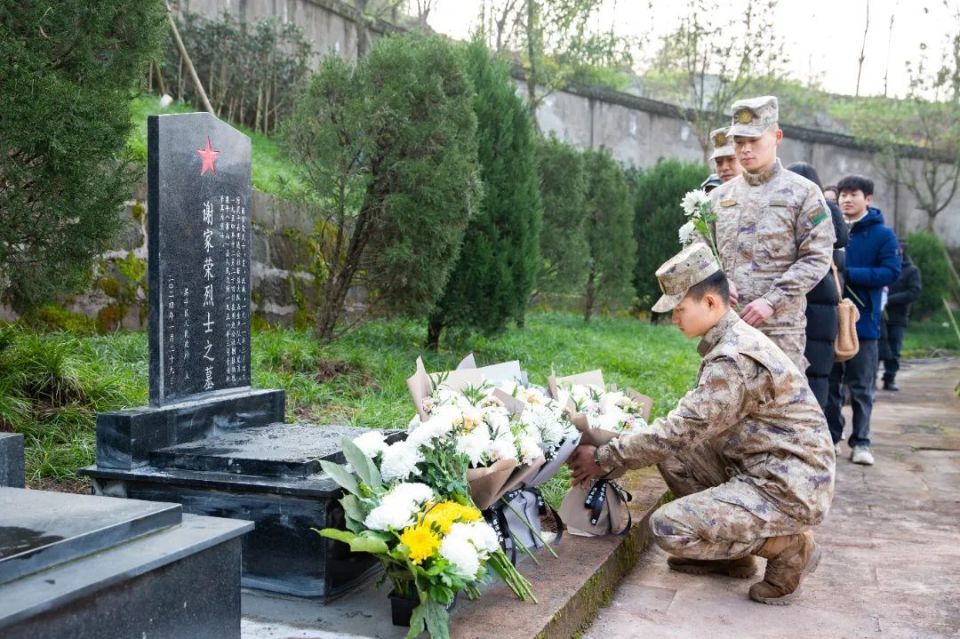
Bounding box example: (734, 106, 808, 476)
(703, 159, 835, 334)
(596, 310, 835, 524)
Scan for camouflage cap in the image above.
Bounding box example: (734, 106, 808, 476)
(700, 173, 723, 192)
(709, 126, 735, 160)
(729, 96, 778, 138)
(651, 242, 721, 313)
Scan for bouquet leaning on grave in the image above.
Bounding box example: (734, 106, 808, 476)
(317, 431, 535, 639)
(549, 370, 653, 537)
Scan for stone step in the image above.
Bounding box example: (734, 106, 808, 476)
(240, 468, 668, 639)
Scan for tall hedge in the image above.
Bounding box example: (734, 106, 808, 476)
(284, 33, 480, 341)
(906, 231, 958, 318)
(427, 40, 542, 348)
(0, 0, 165, 311)
(582, 149, 637, 322)
(633, 160, 710, 313)
(536, 136, 589, 296)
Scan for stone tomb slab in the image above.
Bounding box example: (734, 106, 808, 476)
(150, 423, 368, 478)
(0, 488, 182, 586)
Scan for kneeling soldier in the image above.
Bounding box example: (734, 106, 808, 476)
(569, 242, 835, 605)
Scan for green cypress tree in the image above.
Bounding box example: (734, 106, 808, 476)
(0, 1, 165, 310)
(535, 136, 589, 297)
(582, 149, 636, 322)
(632, 160, 709, 315)
(284, 33, 481, 342)
(426, 40, 542, 348)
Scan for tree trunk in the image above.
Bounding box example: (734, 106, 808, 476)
(583, 263, 596, 323)
(525, 0, 539, 123)
(426, 319, 443, 351)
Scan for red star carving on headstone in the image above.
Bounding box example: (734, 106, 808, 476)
(197, 136, 220, 176)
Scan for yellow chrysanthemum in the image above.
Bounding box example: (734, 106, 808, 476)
(400, 523, 441, 565)
(423, 501, 482, 534)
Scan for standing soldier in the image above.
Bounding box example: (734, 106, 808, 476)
(569, 242, 835, 605)
(710, 126, 741, 183)
(706, 97, 835, 370)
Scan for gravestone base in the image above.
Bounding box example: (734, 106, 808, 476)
(81, 422, 391, 599)
(0, 488, 252, 639)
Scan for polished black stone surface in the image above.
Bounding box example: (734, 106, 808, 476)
(150, 423, 373, 478)
(148, 112, 252, 406)
(0, 434, 24, 488)
(0, 513, 251, 638)
(0, 488, 182, 586)
(94, 388, 285, 470)
(82, 429, 395, 600)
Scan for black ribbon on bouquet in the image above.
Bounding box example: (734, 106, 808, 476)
(528, 486, 565, 543)
(482, 504, 516, 565)
(584, 478, 633, 536)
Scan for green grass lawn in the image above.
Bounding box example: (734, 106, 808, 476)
(127, 94, 307, 197)
(902, 310, 960, 357)
(0, 312, 700, 488)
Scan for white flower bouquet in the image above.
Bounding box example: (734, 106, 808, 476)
(678, 188, 723, 268)
(318, 434, 535, 639)
(547, 369, 651, 447)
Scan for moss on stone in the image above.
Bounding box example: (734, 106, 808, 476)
(131, 201, 146, 223)
(96, 304, 127, 334)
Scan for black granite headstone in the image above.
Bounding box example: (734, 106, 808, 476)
(0, 434, 25, 489)
(81, 113, 382, 599)
(148, 113, 252, 405)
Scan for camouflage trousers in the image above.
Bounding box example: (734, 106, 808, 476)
(763, 331, 808, 373)
(651, 444, 810, 560)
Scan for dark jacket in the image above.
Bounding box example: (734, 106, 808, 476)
(845, 207, 901, 340)
(885, 256, 922, 327)
(805, 201, 848, 378)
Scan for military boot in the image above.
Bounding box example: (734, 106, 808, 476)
(667, 555, 757, 579)
(748, 531, 821, 605)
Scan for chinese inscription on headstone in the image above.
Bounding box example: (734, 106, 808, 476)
(148, 113, 251, 405)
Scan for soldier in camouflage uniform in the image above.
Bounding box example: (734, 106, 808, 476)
(710, 126, 741, 183)
(704, 96, 835, 370)
(569, 243, 835, 605)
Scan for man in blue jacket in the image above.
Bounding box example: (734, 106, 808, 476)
(825, 176, 901, 466)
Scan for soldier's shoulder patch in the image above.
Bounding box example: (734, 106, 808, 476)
(720, 199, 736, 208)
(807, 205, 829, 226)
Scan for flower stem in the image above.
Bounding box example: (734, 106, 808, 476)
(500, 497, 559, 559)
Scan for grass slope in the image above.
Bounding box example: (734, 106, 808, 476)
(0, 313, 699, 489)
(127, 94, 306, 197)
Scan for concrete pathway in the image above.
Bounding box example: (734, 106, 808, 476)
(584, 357, 960, 639)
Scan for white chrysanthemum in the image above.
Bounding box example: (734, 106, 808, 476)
(386, 482, 434, 506)
(488, 435, 517, 462)
(440, 528, 481, 577)
(678, 220, 695, 245)
(464, 522, 500, 556)
(352, 430, 388, 459)
(681, 189, 710, 217)
(364, 497, 416, 531)
(518, 434, 543, 463)
(363, 483, 433, 531)
(484, 407, 510, 435)
(457, 426, 491, 466)
(589, 412, 625, 432)
(599, 392, 625, 415)
(380, 441, 424, 482)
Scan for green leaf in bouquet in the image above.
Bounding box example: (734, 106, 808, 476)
(429, 583, 454, 605)
(349, 533, 390, 555)
(341, 437, 383, 490)
(320, 460, 360, 496)
(317, 528, 390, 555)
(340, 494, 367, 531)
(407, 599, 450, 639)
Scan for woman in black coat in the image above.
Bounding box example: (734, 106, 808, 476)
(786, 162, 849, 410)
